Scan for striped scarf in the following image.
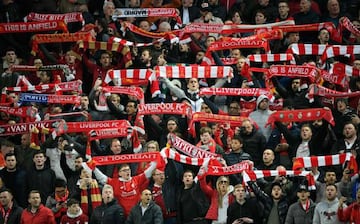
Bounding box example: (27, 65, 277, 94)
(80, 180, 102, 216)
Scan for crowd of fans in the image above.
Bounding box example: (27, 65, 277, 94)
(1, 0, 360, 223)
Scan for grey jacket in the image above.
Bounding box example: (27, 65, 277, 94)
(126, 201, 163, 224)
(285, 199, 316, 224)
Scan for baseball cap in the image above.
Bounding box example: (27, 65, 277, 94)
(297, 184, 309, 192)
(200, 1, 211, 11)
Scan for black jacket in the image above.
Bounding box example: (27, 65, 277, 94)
(248, 181, 289, 224)
(227, 198, 261, 224)
(90, 199, 125, 224)
(0, 202, 23, 224)
(177, 181, 210, 223)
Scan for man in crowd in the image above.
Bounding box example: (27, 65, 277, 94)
(20, 190, 56, 224)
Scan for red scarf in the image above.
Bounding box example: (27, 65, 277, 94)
(0, 21, 67, 33)
(266, 108, 335, 128)
(0, 203, 12, 224)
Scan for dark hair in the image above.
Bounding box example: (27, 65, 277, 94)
(1, 140, 14, 148)
(55, 179, 67, 188)
(183, 169, 195, 178)
(231, 135, 243, 143)
(67, 198, 80, 207)
(0, 188, 13, 196)
(33, 150, 46, 158)
(4, 152, 16, 160)
(127, 100, 138, 108)
(117, 163, 130, 170)
(344, 121, 358, 131)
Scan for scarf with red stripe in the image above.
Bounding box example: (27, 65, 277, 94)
(242, 170, 316, 190)
(266, 108, 335, 127)
(246, 53, 296, 65)
(292, 153, 358, 174)
(154, 65, 233, 79)
(80, 180, 102, 216)
(287, 43, 328, 56)
(0, 21, 68, 33)
(78, 41, 132, 68)
(320, 45, 360, 64)
(104, 69, 160, 98)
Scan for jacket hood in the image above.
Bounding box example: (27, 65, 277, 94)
(256, 95, 269, 109)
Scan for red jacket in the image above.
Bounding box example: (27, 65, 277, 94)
(338, 202, 360, 223)
(20, 205, 56, 224)
(200, 178, 234, 220)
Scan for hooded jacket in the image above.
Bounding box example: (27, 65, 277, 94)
(249, 94, 273, 141)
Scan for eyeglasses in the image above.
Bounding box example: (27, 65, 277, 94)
(120, 168, 131, 172)
(220, 180, 228, 184)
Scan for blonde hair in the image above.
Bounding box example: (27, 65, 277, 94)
(216, 176, 230, 208)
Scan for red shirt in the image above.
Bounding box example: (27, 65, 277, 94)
(107, 173, 148, 217)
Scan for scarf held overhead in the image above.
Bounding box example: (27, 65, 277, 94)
(266, 108, 335, 127)
(0, 21, 68, 33)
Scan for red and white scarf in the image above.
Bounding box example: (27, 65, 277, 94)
(320, 45, 360, 64)
(0, 120, 60, 136)
(0, 21, 68, 33)
(308, 84, 360, 100)
(104, 69, 154, 84)
(24, 12, 84, 24)
(154, 65, 233, 79)
(246, 53, 296, 65)
(168, 133, 220, 159)
(287, 43, 328, 55)
(267, 65, 317, 82)
(101, 86, 145, 104)
(329, 62, 360, 77)
(242, 170, 315, 190)
(53, 119, 130, 136)
(340, 17, 360, 38)
(88, 128, 129, 141)
(199, 87, 272, 98)
(266, 108, 335, 127)
(137, 103, 191, 117)
(292, 153, 357, 171)
(183, 20, 294, 35)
